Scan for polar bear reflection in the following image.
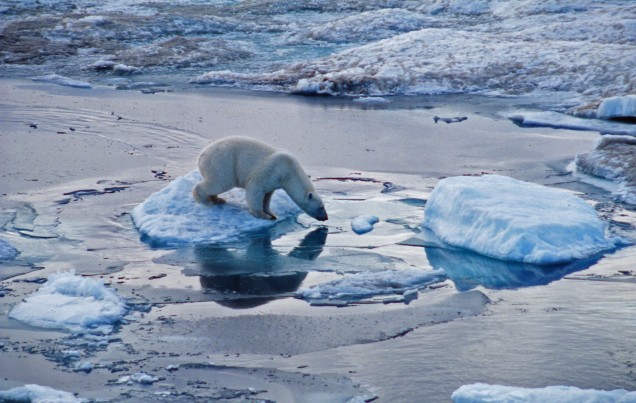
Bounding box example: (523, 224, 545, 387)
(196, 227, 328, 308)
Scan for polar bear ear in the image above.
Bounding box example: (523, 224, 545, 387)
(307, 192, 313, 200)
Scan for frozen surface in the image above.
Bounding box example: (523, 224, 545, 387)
(296, 268, 446, 301)
(505, 111, 636, 136)
(9, 271, 128, 334)
(0, 384, 83, 403)
(423, 175, 615, 264)
(452, 383, 636, 403)
(574, 135, 636, 205)
(0, 238, 19, 260)
(598, 95, 636, 120)
(351, 215, 380, 235)
(131, 170, 301, 246)
(31, 74, 92, 89)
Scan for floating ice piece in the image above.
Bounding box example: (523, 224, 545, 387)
(9, 271, 128, 334)
(505, 111, 636, 136)
(423, 175, 615, 265)
(115, 372, 160, 385)
(0, 238, 19, 260)
(0, 384, 83, 403)
(296, 268, 445, 301)
(31, 74, 92, 89)
(352, 96, 389, 104)
(574, 135, 636, 205)
(598, 95, 636, 120)
(131, 170, 301, 246)
(452, 383, 636, 403)
(351, 215, 379, 235)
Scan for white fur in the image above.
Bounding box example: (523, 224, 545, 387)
(193, 136, 328, 221)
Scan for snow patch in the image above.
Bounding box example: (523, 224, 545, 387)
(452, 383, 636, 403)
(351, 215, 379, 234)
(31, 74, 92, 89)
(131, 170, 301, 246)
(296, 268, 446, 301)
(0, 384, 84, 403)
(598, 95, 636, 120)
(9, 271, 128, 334)
(423, 175, 615, 265)
(0, 238, 19, 260)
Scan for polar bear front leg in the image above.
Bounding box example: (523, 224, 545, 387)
(246, 186, 276, 220)
(263, 191, 277, 220)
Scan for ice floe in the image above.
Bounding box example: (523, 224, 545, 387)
(351, 215, 379, 235)
(0, 384, 83, 403)
(296, 268, 446, 302)
(115, 372, 160, 385)
(131, 170, 301, 246)
(422, 175, 615, 265)
(452, 383, 636, 403)
(598, 95, 636, 120)
(9, 271, 128, 334)
(0, 238, 19, 260)
(574, 135, 636, 205)
(505, 110, 636, 136)
(31, 74, 92, 89)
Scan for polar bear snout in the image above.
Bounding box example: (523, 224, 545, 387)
(313, 206, 328, 221)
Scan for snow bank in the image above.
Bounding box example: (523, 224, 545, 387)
(9, 271, 128, 334)
(422, 175, 615, 265)
(598, 95, 636, 120)
(351, 215, 379, 235)
(0, 384, 83, 403)
(452, 383, 636, 403)
(31, 74, 92, 89)
(574, 135, 636, 205)
(131, 170, 301, 246)
(297, 268, 446, 301)
(0, 238, 19, 260)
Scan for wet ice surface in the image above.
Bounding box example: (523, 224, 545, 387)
(452, 383, 636, 403)
(1, 84, 636, 401)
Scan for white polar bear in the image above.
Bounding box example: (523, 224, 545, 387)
(192, 136, 328, 221)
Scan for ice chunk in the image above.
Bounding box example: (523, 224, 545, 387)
(452, 383, 636, 403)
(31, 74, 92, 89)
(0, 384, 83, 403)
(131, 170, 301, 246)
(296, 268, 446, 301)
(351, 215, 379, 234)
(423, 175, 615, 264)
(574, 135, 636, 205)
(0, 238, 19, 260)
(9, 271, 128, 334)
(115, 372, 160, 385)
(598, 95, 636, 120)
(505, 110, 636, 136)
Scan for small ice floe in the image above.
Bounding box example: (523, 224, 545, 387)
(115, 372, 160, 385)
(9, 271, 128, 334)
(0, 238, 19, 260)
(0, 384, 83, 403)
(505, 111, 636, 136)
(90, 60, 140, 74)
(31, 74, 92, 89)
(132, 170, 300, 246)
(73, 361, 94, 373)
(352, 96, 389, 104)
(434, 116, 467, 124)
(423, 175, 615, 265)
(574, 135, 636, 205)
(452, 383, 636, 403)
(597, 95, 636, 121)
(351, 215, 379, 235)
(296, 268, 446, 302)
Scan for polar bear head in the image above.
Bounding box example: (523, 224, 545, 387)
(302, 191, 328, 221)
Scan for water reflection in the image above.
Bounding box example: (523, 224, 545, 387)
(196, 227, 328, 308)
(425, 246, 600, 291)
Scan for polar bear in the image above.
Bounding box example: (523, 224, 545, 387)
(192, 136, 328, 221)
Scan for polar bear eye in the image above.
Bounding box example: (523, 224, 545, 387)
(307, 192, 313, 200)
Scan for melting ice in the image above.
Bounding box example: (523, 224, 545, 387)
(452, 383, 636, 403)
(0, 238, 19, 260)
(0, 384, 83, 403)
(423, 175, 616, 265)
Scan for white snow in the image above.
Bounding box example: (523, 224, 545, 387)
(31, 74, 92, 89)
(422, 175, 615, 265)
(131, 170, 301, 246)
(0, 384, 84, 403)
(574, 135, 636, 205)
(296, 268, 446, 301)
(0, 238, 19, 260)
(598, 95, 636, 120)
(9, 271, 128, 334)
(452, 383, 636, 403)
(351, 215, 379, 235)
